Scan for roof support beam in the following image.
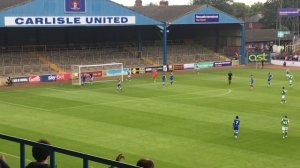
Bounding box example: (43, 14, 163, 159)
(163, 23, 168, 65)
(240, 23, 246, 64)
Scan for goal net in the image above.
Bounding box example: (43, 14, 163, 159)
(71, 63, 125, 85)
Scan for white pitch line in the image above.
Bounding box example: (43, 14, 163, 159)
(51, 89, 232, 111)
(171, 89, 232, 100)
(0, 152, 32, 162)
(0, 100, 50, 112)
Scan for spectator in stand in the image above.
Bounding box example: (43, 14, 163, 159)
(0, 155, 10, 168)
(136, 158, 154, 168)
(282, 52, 287, 60)
(293, 54, 298, 61)
(26, 139, 51, 168)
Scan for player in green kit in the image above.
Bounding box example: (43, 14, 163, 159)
(249, 74, 254, 90)
(281, 87, 287, 104)
(288, 74, 293, 87)
(281, 116, 289, 139)
(285, 69, 290, 79)
(117, 79, 122, 93)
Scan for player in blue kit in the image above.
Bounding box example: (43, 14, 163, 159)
(162, 74, 166, 86)
(267, 72, 273, 87)
(81, 73, 86, 86)
(170, 72, 174, 85)
(233, 116, 240, 139)
(250, 74, 254, 90)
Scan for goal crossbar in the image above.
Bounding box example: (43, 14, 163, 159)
(75, 63, 123, 68)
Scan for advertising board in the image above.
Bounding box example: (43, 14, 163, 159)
(11, 77, 29, 84)
(194, 62, 214, 69)
(173, 65, 184, 71)
(29, 75, 41, 83)
(248, 53, 269, 62)
(56, 73, 71, 81)
(145, 66, 163, 73)
(214, 61, 232, 67)
(40, 75, 56, 82)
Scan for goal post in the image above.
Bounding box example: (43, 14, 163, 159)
(71, 63, 125, 85)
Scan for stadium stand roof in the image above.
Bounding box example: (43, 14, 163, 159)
(131, 5, 243, 24)
(245, 14, 263, 23)
(0, 0, 162, 27)
(0, 0, 32, 11)
(131, 5, 201, 23)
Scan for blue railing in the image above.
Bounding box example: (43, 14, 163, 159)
(0, 134, 140, 168)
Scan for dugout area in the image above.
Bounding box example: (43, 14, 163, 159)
(0, 0, 245, 64)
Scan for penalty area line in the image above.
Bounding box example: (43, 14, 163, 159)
(0, 100, 51, 112)
(166, 89, 232, 100)
(51, 89, 232, 111)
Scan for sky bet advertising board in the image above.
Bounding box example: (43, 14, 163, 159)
(40, 75, 57, 82)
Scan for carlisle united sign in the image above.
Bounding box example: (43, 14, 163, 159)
(65, 0, 86, 13)
(4, 16, 136, 26)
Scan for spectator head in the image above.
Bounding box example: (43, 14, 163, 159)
(136, 158, 154, 168)
(32, 139, 50, 162)
(115, 154, 125, 162)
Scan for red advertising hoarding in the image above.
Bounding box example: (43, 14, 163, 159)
(29, 75, 41, 83)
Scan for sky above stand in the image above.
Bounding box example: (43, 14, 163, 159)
(111, 0, 267, 6)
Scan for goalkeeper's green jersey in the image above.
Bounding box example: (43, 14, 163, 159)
(281, 118, 289, 127)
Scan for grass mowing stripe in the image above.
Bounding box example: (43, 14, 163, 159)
(0, 99, 51, 112)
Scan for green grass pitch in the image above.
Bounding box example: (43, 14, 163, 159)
(1, 67, 300, 168)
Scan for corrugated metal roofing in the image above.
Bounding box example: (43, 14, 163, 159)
(131, 5, 203, 22)
(0, 1, 241, 26)
(0, 0, 32, 11)
(246, 14, 263, 23)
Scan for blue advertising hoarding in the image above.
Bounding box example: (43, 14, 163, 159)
(214, 61, 232, 67)
(40, 75, 57, 82)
